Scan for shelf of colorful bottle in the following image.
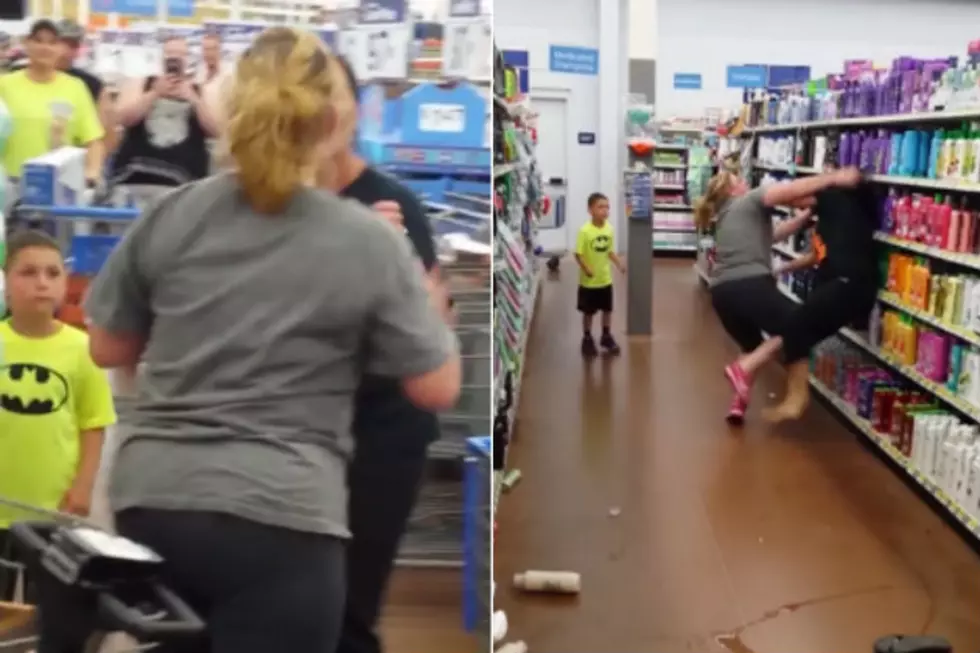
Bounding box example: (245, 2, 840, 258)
(754, 160, 980, 193)
(874, 232, 980, 272)
(777, 285, 980, 422)
(877, 291, 980, 349)
(809, 376, 980, 537)
(745, 107, 980, 134)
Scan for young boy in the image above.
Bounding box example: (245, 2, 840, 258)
(0, 231, 116, 599)
(574, 193, 625, 356)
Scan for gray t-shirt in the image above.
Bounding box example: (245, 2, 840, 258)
(710, 187, 773, 286)
(84, 173, 457, 538)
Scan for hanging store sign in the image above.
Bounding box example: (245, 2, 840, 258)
(441, 15, 491, 81)
(549, 45, 598, 76)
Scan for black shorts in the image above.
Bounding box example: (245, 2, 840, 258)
(577, 285, 613, 315)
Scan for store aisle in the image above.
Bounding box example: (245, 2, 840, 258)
(495, 259, 980, 653)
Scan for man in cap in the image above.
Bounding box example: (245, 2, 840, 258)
(9, 20, 114, 150)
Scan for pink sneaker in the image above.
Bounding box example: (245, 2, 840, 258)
(724, 362, 752, 402)
(726, 394, 747, 426)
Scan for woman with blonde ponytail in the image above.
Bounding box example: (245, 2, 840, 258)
(704, 166, 862, 425)
(79, 27, 461, 653)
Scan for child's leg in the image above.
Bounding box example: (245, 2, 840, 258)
(577, 287, 599, 356)
(595, 287, 619, 354)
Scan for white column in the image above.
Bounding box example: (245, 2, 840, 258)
(52, 0, 63, 20)
(598, 0, 628, 249)
(78, 0, 90, 29)
(157, 0, 168, 23)
(628, 0, 656, 60)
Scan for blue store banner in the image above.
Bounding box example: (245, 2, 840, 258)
(358, 0, 407, 24)
(448, 0, 481, 17)
(767, 65, 811, 87)
(549, 45, 598, 76)
(91, 0, 194, 17)
(726, 64, 767, 89)
(673, 72, 702, 90)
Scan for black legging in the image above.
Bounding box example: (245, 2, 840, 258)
(113, 509, 346, 653)
(711, 271, 876, 364)
(781, 271, 877, 362)
(711, 274, 798, 353)
(32, 509, 347, 653)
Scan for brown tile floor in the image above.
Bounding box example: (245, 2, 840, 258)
(380, 568, 481, 653)
(494, 259, 980, 653)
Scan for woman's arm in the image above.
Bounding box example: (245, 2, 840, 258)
(84, 191, 172, 369)
(773, 208, 813, 242)
(775, 250, 818, 276)
(116, 77, 159, 128)
(762, 168, 860, 208)
(364, 218, 462, 412)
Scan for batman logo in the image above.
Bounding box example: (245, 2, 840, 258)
(592, 234, 611, 253)
(0, 364, 70, 416)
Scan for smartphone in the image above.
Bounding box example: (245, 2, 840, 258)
(164, 57, 183, 76)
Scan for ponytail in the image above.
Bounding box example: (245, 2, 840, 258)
(694, 172, 735, 231)
(225, 27, 355, 214)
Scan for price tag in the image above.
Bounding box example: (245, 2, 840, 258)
(441, 17, 492, 81)
(418, 103, 466, 133)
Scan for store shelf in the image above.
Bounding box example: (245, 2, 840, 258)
(654, 225, 697, 233)
(654, 243, 698, 252)
(866, 173, 980, 193)
(779, 285, 980, 422)
(654, 203, 694, 210)
(745, 107, 980, 134)
(654, 184, 686, 191)
(809, 376, 980, 537)
(877, 291, 980, 348)
(874, 232, 980, 272)
(653, 163, 687, 170)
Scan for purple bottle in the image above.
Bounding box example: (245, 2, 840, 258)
(838, 132, 851, 167)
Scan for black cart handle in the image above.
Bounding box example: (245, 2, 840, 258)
(98, 584, 204, 638)
(9, 521, 56, 554)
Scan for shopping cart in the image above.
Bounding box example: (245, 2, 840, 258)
(397, 204, 491, 572)
(0, 499, 203, 653)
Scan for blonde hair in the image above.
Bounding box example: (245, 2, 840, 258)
(693, 171, 736, 230)
(225, 27, 355, 214)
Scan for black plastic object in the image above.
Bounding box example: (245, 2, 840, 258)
(872, 635, 953, 653)
(10, 522, 205, 647)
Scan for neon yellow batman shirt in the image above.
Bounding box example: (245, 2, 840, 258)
(0, 321, 116, 525)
